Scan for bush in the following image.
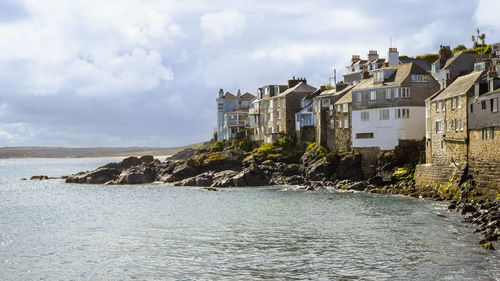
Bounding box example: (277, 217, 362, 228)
(237, 140, 254, 152)
(305, 142, 317, 153)
(273, 136, 296, 153)
(212, 141, 224, 152)
(416, 53, 439, 65)
(394, 163, 416, 184)
(453, 44, 467, 51)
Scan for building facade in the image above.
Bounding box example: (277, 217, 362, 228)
(216, 89, 255, 140)
(351, 62, 440, 150)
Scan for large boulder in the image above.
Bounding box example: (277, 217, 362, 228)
(116, 166, 155, 184)
(211, 170, 239, 187)
(65, 167, 121, 184)
(232, 169, 269, 187)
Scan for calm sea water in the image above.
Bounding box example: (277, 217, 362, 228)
(0, 158, 499, 281)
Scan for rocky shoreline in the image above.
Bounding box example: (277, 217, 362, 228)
(60, 139, 500, 250)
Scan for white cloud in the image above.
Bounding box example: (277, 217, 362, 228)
(0, 0, 179, 97)
(200, 9, 246, 44)
(474, 0, 500, 31)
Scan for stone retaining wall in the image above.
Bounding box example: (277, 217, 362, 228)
(414, 162, 467, 187)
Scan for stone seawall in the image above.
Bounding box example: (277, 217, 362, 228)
(469, 161, 500, 198)
(414, 162, 467, 187)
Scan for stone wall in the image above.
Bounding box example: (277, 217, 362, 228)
(335, 104, 352, 151)
(353, 147, 380, 178)
(414, 163, 467, 187)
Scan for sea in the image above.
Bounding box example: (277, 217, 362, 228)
(0, 158, 499, 280)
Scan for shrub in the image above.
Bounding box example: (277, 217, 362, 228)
(254, 142, 274, 156)
(212, 141, 224, 152)
(453, 44, 467, 51)
(316, 146, 328, 158)
(236, 140, 254, 152)
(305, 142, 317, 153)
(273, 136, 296, 153)
(394, 163, 416, 184)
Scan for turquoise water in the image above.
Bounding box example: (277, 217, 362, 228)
(0, 158, 499, 280)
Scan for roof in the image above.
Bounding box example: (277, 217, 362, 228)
(351, 63, 416, 91)
(335, 85, 358, 105)
(302, 88, 322, 100)
(400, 58, 430, 71)
(241, 92, 256, 100)
(263, 82, 315, 99)
(433, 52, 469, 70)
(432, 71, 483, 101)
(223, 92, 237, 99)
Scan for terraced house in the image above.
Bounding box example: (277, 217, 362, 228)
(313, 83, 354, 151)
(252, 78, 316, 143)
(430, 45, 475, 90)
(333, 85, 357, 151)
(351, 62, 440, 150)
(216, 89, 256, 141)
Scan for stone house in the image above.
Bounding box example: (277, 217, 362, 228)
(254, 78, 316, 143)
(333, 85, 357, 151)
(425, 71, 484, 165)
(248, 84, 287, 142)
(430, 46, 475, 90)
(351, 62, 440, 150)
(313, 83, 354, 151)
(216, 89, 255, 140)
(295, 88, 322, 144)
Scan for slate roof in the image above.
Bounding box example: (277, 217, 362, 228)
(335, 85, 358, 105)
(351, 62, 418, 91)
(261, 82, 316, 100)
(432, 71, 483, 101)
(223, 92, 237, 99)
(241, 92, 256, 100)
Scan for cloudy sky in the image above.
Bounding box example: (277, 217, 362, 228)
(0, 0, 498, 147)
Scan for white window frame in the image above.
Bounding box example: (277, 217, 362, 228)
(380, 109, 389, 120)
(370, 91, 376, 101)
(342, 103, 348, 113)
(337, 104, 341, 112)
(361, 111, 370, 121)
(492, 98, 498, 113)
(457, 96, 462, 108)
(385, 89, 391, 100)
(356, 92, 362, 103)
(460, 118, 464, 131)
(344, 119, 349, 128)
(436, 120, 442, 133)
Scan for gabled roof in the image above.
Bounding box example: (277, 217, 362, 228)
(223, 92, 237, 99)
(351, 62, 418, 91)
(302, 88, 322, 100)
(335, 85, 359, 105)
(433, 52, 469, 70)
(241, 92, 256, 100)
(274, 82, 316, 98)
(432, 71, 483, 101)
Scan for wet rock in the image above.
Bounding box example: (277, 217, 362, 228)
(461, 204, 477, 215)
(480, 242, 495, 250)
(66, 168, 121, 184)
(30, 175, 49, 180)
(367, 176, 383, 186)
(203, 187, 217, 191)
(211, 170, 238, 187)
(232, 169, 268, 187)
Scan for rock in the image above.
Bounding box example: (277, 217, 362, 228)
(349, 181, 366, 191)
(232, 169, 268, 187)
(65, 168, 121, 184)
(116, 166, 155, 184)
(166, 148, 196, 161)
(170, 163, 197, 181)
(203, 187, 217, 191)
(179, 176, 197, 186)
(461, 204, 477, 215)
(367, 176, 383, 186)
(211, 170, 239, 187)
(30, 175, 49, 180)
(284, 175, 306, 185)
(480, 242, 495, 250)
(20, 178, 27, 181)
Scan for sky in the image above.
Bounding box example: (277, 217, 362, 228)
(0, 0, 499, 147)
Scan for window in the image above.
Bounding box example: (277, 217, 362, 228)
(370, 91, 376, 101)
(460, 118, 463, 131)
(402, 108, 410, 118)
(457, 96, 462, 108)
(446, 120, 450, 132)
(330, 119, 334, 129)
(274, 86, 280, 95)
(452, 98, 455, 109)
(329, 109, 333, 117)
(380, 109, 389, 120)
(481, 100, 487, 110)
(394, 88, 400, 98)
(344, 119, 349, 128)
(385, 89, 391, 100)
(277, 111, 281, 120)
(356, 133, 374, 139)
(269, 99, 274, 108)
(436, 121, 442, 133)
(455, 119, 458, 132)
(356, 92, 362, 103)
(322, 99, 330, 107)
(491, 127, 495, 139)
(361, 111, 370, 121)
(338, 120, 342, 128)
(435, 102, 439, 113)
(470, 103, 474, 113)
(269, 112, 273, 121)
(395, 108, 402, 119)
(342, 103, 348, 113)
(411, 74, 429, 82)
(395, 108, 409, 119)
(492, 98, 498, 113)
(277, 125, 281, 132)
(337, 104, 341, 112)
(441, 101, 445, 112)
(401, 88, 410, 98)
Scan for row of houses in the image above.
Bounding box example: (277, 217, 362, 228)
(216, 43, 500, 184)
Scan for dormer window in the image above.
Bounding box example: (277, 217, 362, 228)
(374, 71, 384, 83)
(432, 63, 439, 73)
(411, 75, 429, 82)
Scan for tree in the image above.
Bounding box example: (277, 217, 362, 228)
(471, 28, 487, 48)
(453, 44, 467, 51)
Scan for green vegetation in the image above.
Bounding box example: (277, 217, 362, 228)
(416, 53, 439, 65)
(212, 141, 224, 152)
(235, 140, 254, 152)
(496, 193, 500, 201)
(252, 136, 297, 156)
(305, 142, 316, 153)
(471, 28, 486, 48)
(394, 163, 416, 184)
(453, 44, 467, 51)
(305, 141, 328, 158)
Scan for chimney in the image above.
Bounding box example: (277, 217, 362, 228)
(320, 85, 327, 92)
(351, 55, 361, 63)
(288, 77, 307, 88)
(388, 47, 399, 67)
(368, 50, 379, 61)
(335, 82, 349, 92)
(361, 66, 370, 79)
(219, 88, 224, 98)
(237, 89, 241, 98)
(438, 45, 452, 60)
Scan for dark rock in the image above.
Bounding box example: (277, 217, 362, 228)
(211, 170, 238, 187)
(461, 204, 477, 215)
(367, 176, 383, 186)
(166, 148, 195, 161)
(480, 242, 495, 250)
(203, 187, 217, 191)
(232, 169, 268, 187)
(284, 175, 306, 185)
(30, 175, 49, 180)
(65, 168, 121, 184)
(116, 166, 155, 184)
